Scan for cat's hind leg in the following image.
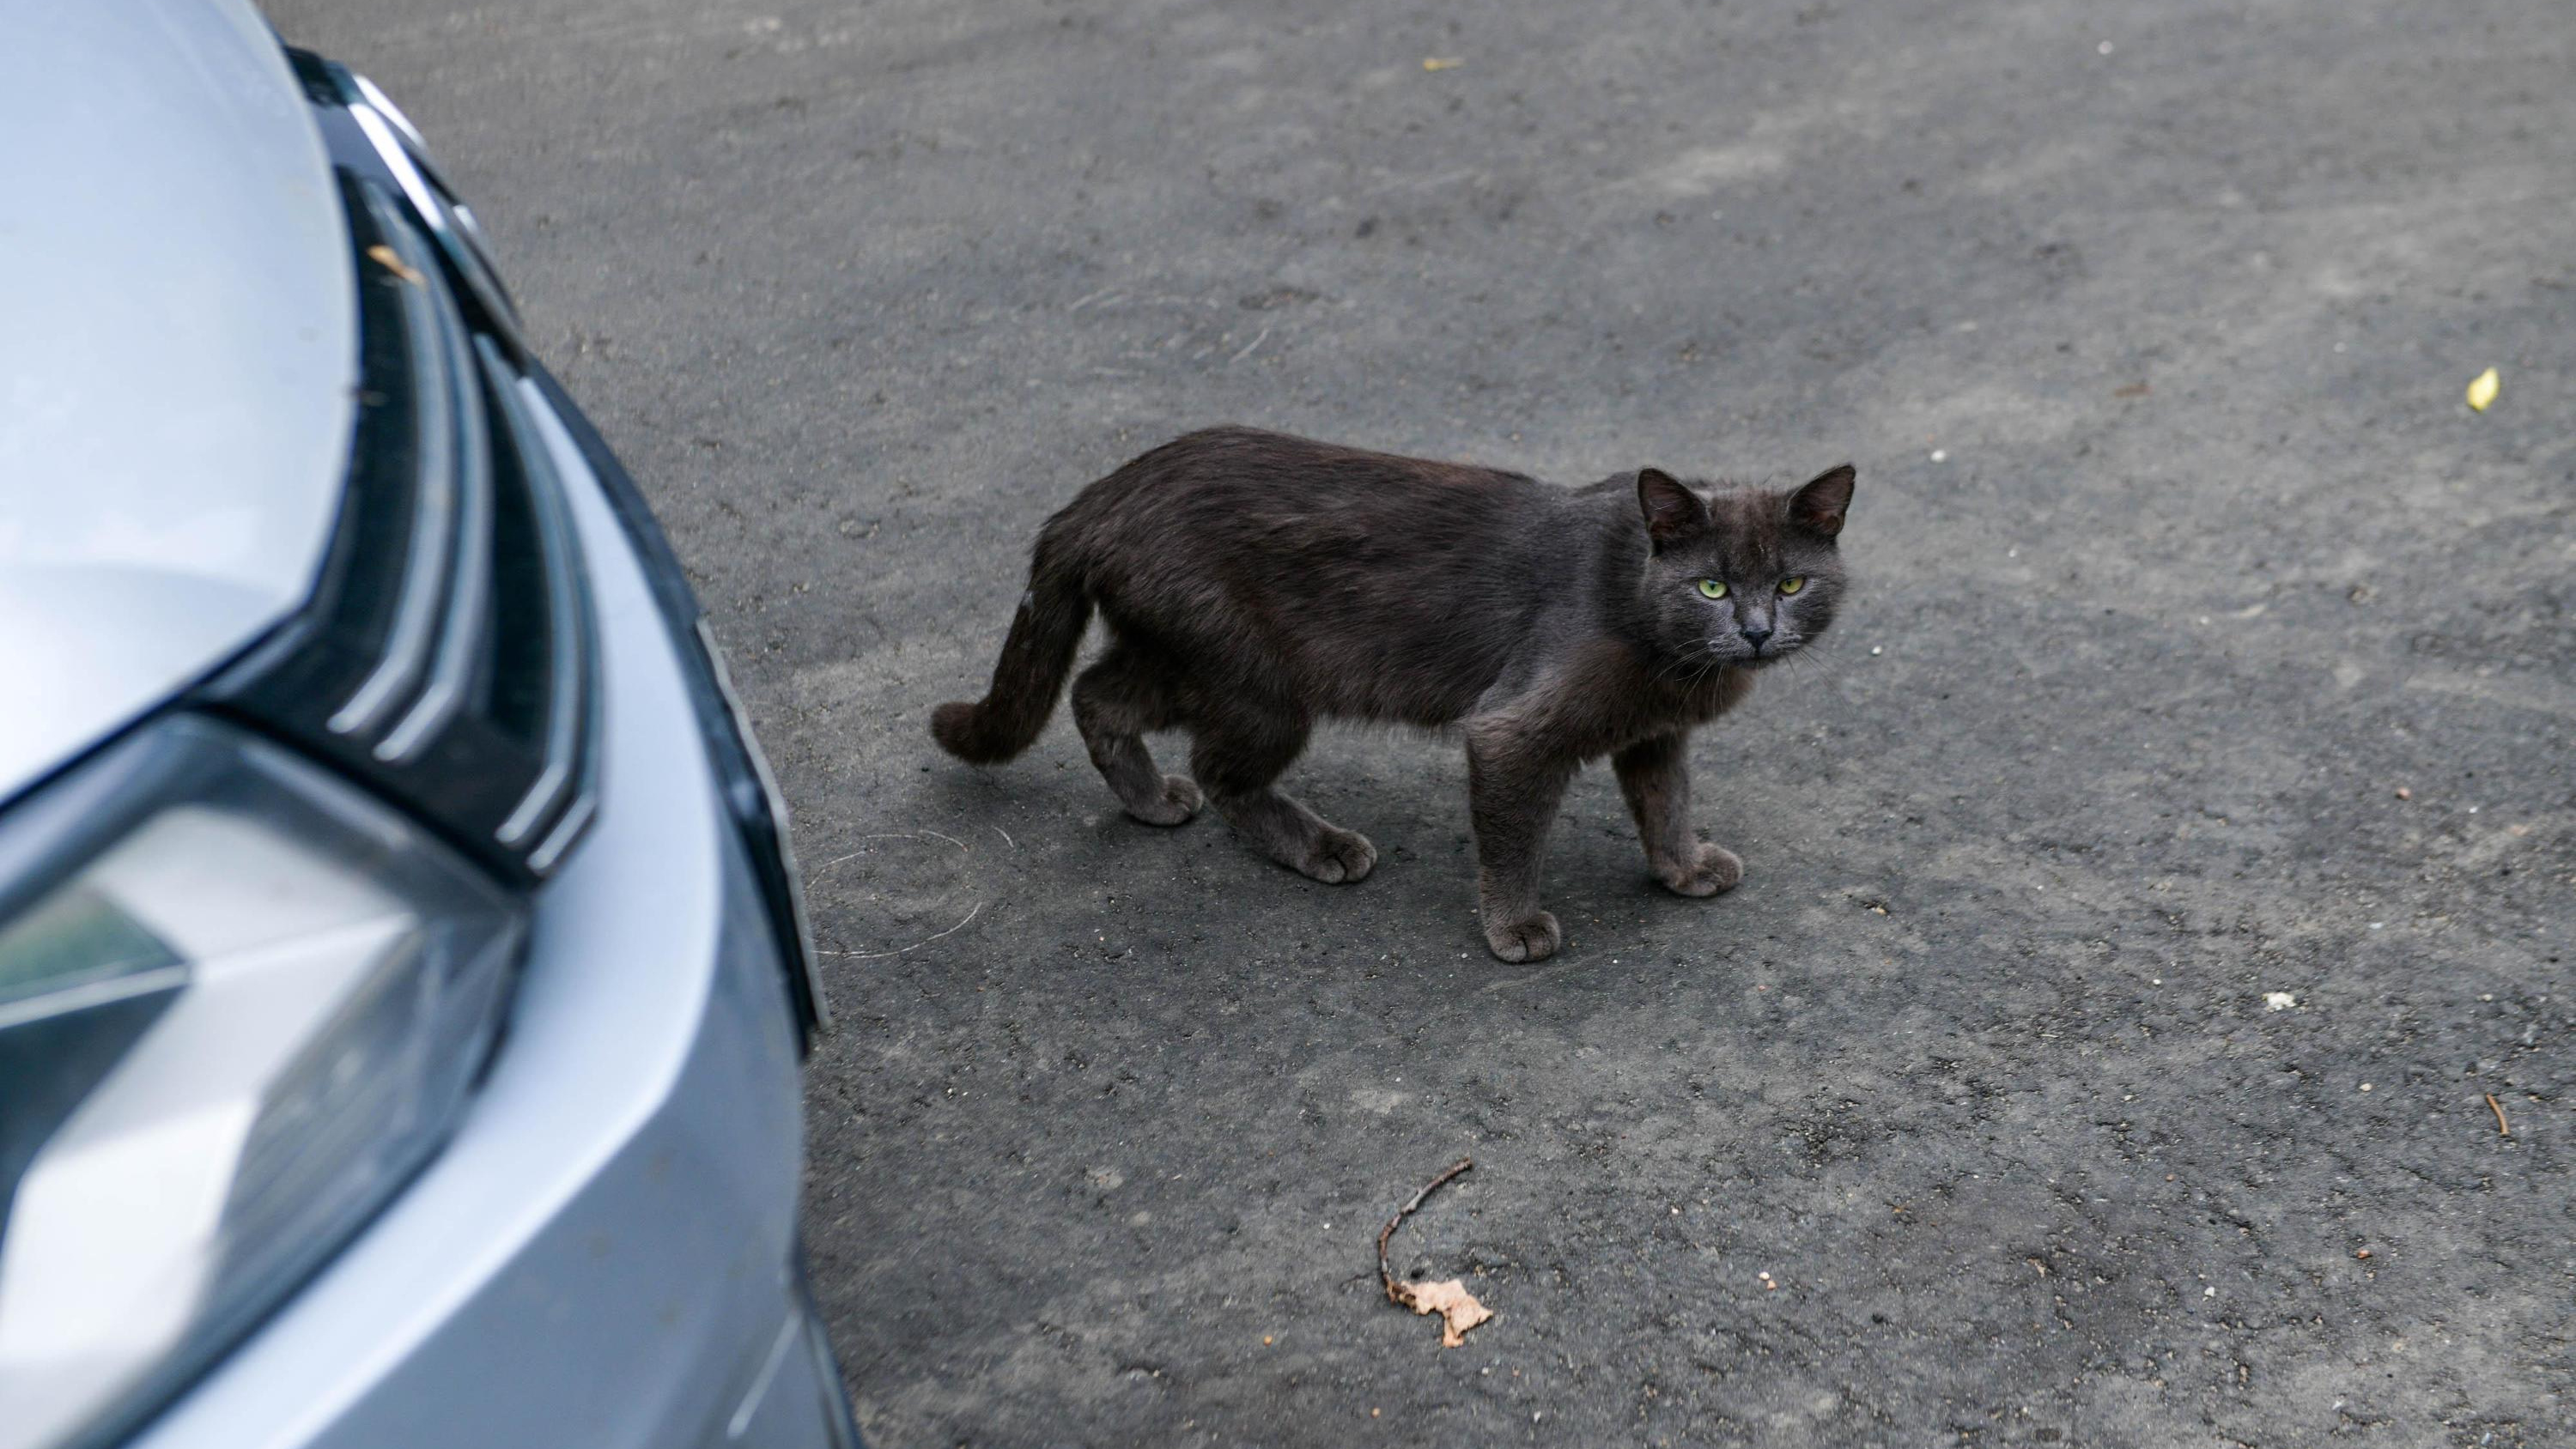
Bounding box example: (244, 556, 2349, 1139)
(1189, 699, 1376, 884)
(1071, 641, 1202, 826)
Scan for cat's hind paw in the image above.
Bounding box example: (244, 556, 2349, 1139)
(1655, 841, 1742, 897)
(1126, 774, 1203, 828)
(1483, 910, 1562, 963)
(1298, 826, 1377, 884)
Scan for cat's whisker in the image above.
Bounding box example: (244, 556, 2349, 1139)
(1680, 650, 1729, 692)
(1650, 645, 1714, 688)
(1781, 642, 1852, 687)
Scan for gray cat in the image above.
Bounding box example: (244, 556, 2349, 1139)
(932, 427, 1856, 961)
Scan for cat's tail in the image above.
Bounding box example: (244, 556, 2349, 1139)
(930, 535, 1091, 764)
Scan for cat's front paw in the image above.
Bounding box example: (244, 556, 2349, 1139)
(1298, 826, 1377, 884)
(1483, 910, 1562, 963)
(1656, 841, 1743, 898)
(1127, 774, 1203, 828)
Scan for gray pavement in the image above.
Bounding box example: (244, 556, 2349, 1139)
(269, 1, 2574, 1444)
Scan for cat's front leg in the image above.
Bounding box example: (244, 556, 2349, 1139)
(1466, 732, 1577, 962)
(1613, 731, 1742, 897)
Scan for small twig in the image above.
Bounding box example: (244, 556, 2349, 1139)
(1377, 1158, 1473, 1304)
(2486, 1093, 2510, 1137)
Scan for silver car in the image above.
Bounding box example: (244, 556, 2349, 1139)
(0, 4, 863, 1447)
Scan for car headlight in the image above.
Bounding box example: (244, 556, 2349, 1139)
(0, 716, 526, 1449)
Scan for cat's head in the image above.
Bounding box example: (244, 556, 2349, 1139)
(1632, 464, 1854, 669)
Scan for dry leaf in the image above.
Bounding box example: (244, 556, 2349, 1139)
(1421, 57, 1463, 70)
(1391, 1277, 1492, 1347)
(367, 244, 424, 285)
(2465, 367, 2499, 412)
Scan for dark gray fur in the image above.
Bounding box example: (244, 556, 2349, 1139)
(931, 427, 1856, 961)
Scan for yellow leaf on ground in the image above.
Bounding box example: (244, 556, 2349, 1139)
(2466, 367, 2499, 412)
(1421, 57, 1463, 71)
(1391, 1277, 1492, 1347)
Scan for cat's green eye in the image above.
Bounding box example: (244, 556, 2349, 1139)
(1777, 576, 1807, 596)
(1696, 579, 1728, 600)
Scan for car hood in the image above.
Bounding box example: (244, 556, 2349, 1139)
(0, 0, 354, 805)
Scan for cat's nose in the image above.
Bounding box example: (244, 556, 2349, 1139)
(1741, 625, 1773, 652)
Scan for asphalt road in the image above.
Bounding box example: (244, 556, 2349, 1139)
(270, 2, 2573, 1444)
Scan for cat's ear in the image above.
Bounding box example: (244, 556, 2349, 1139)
(1789, 464, 1855, 539)
(1637, 469, 1709, 547)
